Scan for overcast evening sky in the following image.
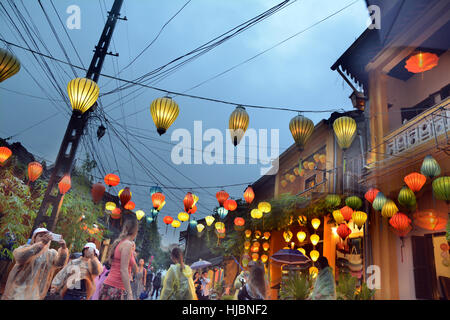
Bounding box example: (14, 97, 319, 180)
(0, 0, 369, 246)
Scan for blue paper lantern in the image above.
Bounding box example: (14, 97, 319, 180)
(150, 185, 163, 196)
(218, 207, 228, 219)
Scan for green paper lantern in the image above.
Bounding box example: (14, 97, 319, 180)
(372, 192, 387, 211)
(421, 155, 441, 179)
(398, 186, 417, 208)
(345, 196, 362, 210)
(432, 176, 450, 202)
(325, 194, 341, 207)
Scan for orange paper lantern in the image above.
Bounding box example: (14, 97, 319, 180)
(111, 208, 121, 219)
(413, 209, 448, 231)
(243, 186, 255, 204)
(405, 52, 439, 73)
(188, 205, 197, 214)
(389, 212, 411, 232)
(234, 217, 245, 226)
(58, 175, 71, 194)
(404, 172, 426, 193)
(183, 192, 194, 212)
(224, 199, 237, 211)
(163, 216, 174, 225)
(124, 201, 135, 210)
(364, 188, 379, 204)
(216, 190, 229, 207)
(0, 146, 12, 166)
(152, 192, 165, 209)
(27, 162, 43, 182)
(104, 173, 120, 187)
(340, 206, 353, 222)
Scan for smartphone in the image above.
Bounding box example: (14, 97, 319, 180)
(49, 232, 62, 242)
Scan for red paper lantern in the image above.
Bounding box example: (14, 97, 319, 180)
(337, 223, 352, 240)
(28, 162, 43, 182)
(152, 192, 165, 209)
(119, 187, 132, 207)
(405, 52, 439, 73)
(243, 186, 255, 204)
(104, 173, 120, 187)
(340, 206, 353, 222)
(58, 175, 71, 194)
(216, 190, 229, 206)
(184, 192, 194, 212)
(91, 183, 105, 203)
(364, 188, 379, 204)
(111, 208, 121, 219)
(188, 205, 197, 214)
(124, 201, 135, 210)
(234, 217, 245, 226)
(163, 216, 174, 225)
(224, 199, 237, 211)
(389, 212, 411, 231)
(0, 146, 12, 166)
(404, 172, 426, 193)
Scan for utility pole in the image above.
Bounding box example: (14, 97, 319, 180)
(32, 0, 125, 233)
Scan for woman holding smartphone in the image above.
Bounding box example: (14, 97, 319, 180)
(99, 216, 138, 300)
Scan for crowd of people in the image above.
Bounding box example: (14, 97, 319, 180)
(1, 212, 336, 300)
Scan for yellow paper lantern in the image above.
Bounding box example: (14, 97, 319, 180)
(309, 266, 318, 278)
(258, 202, 271, 213)
(251, 253, 259, 262)
(262, 242, 270, 251)
(178, 212, 189, 222)
(157, 200, 166, 211)
(0, 48, 20, 83)
(135, 210, 145, 221)
(244, 241, 251, 250)
(192, 194, 199, 206)
(333, 116, 357, 150)
(261, 254, 268, 263)
(311, 218, 321, 230)
(205, 215, 215, 226)
(332, 210, 345, 225)
(105, 202, 116, 211)
(197, 224, 205, 233)
(310, 250, 319, 262)
(67, 78, 99, 114)
(296, 231, 306, 243)
(310, 234, 320, 246)
(319, 154, 326, 164)
(289, 114, 314, 150)
(298, 216, 307, 226)
(229, 106, 249, 146)
(255, 230, 261, 239)
(263, 231, 271, 240)
(297, 248, 306, 255)
(308, 162, 315, 170)
(283, 230, 293, 242)
(150, 96, 180, 135)
(352, 211, 367, 229)
(245, 229, 252, 238)
(281, 180, 287, 188)
(171, 220, 181, 228)
(251, 209, 263, 219)
(381, 199, 398, 218)
(215, 222, 225, 231)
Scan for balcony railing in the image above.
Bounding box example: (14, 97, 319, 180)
(384, 98, 450, 158)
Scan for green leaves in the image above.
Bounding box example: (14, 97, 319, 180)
(279, 273, 312, 300)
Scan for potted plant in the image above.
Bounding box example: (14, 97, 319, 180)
(279, 273, 312, 300)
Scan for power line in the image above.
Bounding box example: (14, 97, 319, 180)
(0, 37, 345, 114)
